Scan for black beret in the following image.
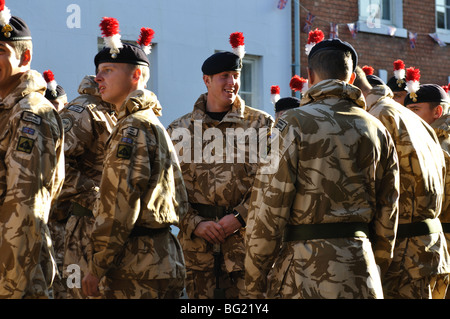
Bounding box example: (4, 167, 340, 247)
(45, 85, 66, 101)
(308, 38, 358, 72)
(404, 84, 450, 106)
(366, 75, 385, 86)
(0, 16, 31, 41)
(95, 43, 149, 68)
(275, 97, 301, 113)
(202, 51, 242, 75)
(386, 76, 406, 92)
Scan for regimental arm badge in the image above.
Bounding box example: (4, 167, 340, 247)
(17, 136, 34, 153)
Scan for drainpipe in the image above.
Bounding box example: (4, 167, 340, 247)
(293, 0, 300, 98)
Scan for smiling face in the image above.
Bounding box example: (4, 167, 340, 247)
(203, 70, 240, 112)
(0, 41, 29, 98)
(95, 62, 139, 106)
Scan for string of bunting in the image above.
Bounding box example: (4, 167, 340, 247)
(276, 0, 447, 48)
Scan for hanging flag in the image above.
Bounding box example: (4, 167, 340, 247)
(429, 33, 447, 47)
(303, 12, 315, 33)
(277, 0, 288, 9)
(408, 31, 417, 49)
(347, 22, 358, 38)
(388, 26, 397, 37)
(329, 23, 339, 39)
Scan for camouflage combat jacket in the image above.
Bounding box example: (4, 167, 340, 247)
(366, 84, 449, 279)
(58, 75, 117, 212)
(167, 93, 274, 273)
(430, 110, 450, 233)
(245, 80, 400, 298)
(89, 90, 188, 281)
(0, 70, 65, 298)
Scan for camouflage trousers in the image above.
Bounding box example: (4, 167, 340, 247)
(185, 269, 250, 299)
(63, 215, 96, 299)
(383, 272, 449, 299)
(98, 277, 185, 299)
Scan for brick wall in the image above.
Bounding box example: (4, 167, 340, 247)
(293, 0, 450, 87)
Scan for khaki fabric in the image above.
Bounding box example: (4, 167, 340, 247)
(89, 90, 188, 298)
(0, 70, 65, 298)
(245, 80, 400, 299)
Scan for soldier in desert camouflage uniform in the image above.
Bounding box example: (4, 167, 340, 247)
(245, 39, 400, 299)
(0, 9, 65, 298)
(354, 69, 449, 299)
(167, 36, 273, 299)
(82, 21, 187, 299)
(403, 84, 450, 298)
(56, 75, 116, 299)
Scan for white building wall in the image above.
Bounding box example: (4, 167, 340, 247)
(8, 0, 292, 127)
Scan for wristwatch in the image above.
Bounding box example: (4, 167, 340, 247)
(233, 210, 246, 228)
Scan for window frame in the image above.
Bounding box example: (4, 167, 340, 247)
(436, 0, 450, 43)
(239, 54, 261, 109)
(358, 0, 407, 38)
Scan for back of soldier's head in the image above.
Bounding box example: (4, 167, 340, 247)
(308, 49, 353, 82)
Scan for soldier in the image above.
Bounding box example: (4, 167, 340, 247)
(81, 18, 187, 299)
(354, 67, 449, 299)
(167, 32, 274, 299)
(56, 75, 116, 299)
(43, 69, 67, 112)
(245, 39, 400, 299)
(386, 59, 408, 105)
(404, 84, 450, 298)
(0, 3, 65, 298)
(41, 69, 69, 299)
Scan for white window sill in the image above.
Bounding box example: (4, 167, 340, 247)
(357, 21, 408, 38)
(436, 30, 450, 44)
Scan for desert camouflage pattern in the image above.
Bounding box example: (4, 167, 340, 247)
(365, 84, 449, 298)
(58, 75, 117, 210)
(245, 80, 400, 299)
(430, 107, 450, 299)
(430, 110, 450, 221)
(0, 70, 65, 298)
(89, 89, 188, 298)
(167, 93, 273, 298)
(57, 75, 116, 298)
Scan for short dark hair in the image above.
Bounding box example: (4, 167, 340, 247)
(308, 49, 353, 81)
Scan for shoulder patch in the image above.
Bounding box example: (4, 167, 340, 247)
(124, 126, 139, 137)
(121, 137, 133, 144)
(61, 117, 73, 133)
(274, 118, 288, 132)
(117, 144, 132, 159)
(21, 111, 42, 125)
(17, 136, 35, 153)
(22, 127, 35, 135)
(68, 105, 85, 113)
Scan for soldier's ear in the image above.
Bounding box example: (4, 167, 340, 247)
(19, 49, 31, 67)
(348, 72, 356, 85)
(434, 104, 443, 119)
(203, 74, 211, 87)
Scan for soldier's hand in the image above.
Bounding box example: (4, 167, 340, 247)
(218, 214, 242, 237)
(194, 221, 226, 244)
(82, 272, 101, 297)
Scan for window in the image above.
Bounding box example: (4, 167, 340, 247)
(358, 0, 407, 37)
(239, 55, 261, 109)
(96, 38, 158, 93)
(359, 0, 392, 25)
(437, 0, 450, 30)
